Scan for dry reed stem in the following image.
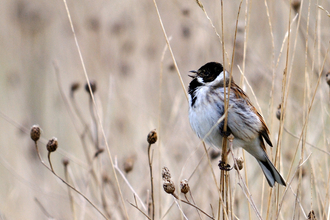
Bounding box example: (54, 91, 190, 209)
(284, 41, 330, 187)
(129, 194, 152, 220)
(63, 160, 77, 220)
(157, 41, 168, 219)
(113, 157, 147, 211)
(54, 63, 94, 165)
(195, 0, 229, 62)
(277, 154, 312, 219)
(148, 142, 155, 220)
(172, 194, 215, 220)
(277, 1, 306, 218)
(187, 191, 203, 220)
(219, 0, 229, 218)
(35, 198, 54, 219)
(240, 0, 251, 87)
(61, 1, 128, 218)
(152, 0, 188, 101)
(54, 63, 103, 204)
(228, 139, 262, 220)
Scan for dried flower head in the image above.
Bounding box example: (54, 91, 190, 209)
(181, 8, 190, 16)
(162, 167, 171, 181)
(147, 130, 157, 144)
(180, 179, 190, 194)
(30, 125, 41, 142)
(308, 210, 316, 220)
(85, 80, 97, 95)
(94, 148, 104, 158)
(102, 172, 110, 183)
(234, 157, 244, 171)
(326, 72, 330, 86)
(210, 149, 221, 160)
(291, 0, 301, 12)
(62, 158, 69, 167)
(47, 138, 58, 152)
(70, 82, 80, 93)
(276, 104, 281, 120)
(163, 179, 175, 194)
(124, 156, 135, 173)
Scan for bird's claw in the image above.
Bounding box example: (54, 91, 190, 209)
(218, 160, 232, 171)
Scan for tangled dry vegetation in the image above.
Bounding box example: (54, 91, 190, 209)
(0, 0, 329, 219)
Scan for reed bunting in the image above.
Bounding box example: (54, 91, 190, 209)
(188, 62, 286, 187)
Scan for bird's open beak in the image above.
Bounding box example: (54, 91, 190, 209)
(189, 70, 198, 78)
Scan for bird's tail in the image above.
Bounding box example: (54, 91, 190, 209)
(257, 156, 286, 187)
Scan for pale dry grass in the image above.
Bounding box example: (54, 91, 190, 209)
(0, 0, 329, 219)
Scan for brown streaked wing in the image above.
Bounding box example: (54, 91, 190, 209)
(231, 82, 273, 149)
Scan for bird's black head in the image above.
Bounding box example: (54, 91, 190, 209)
(188, 62, 225, 107)
(189, 62, 224, 83)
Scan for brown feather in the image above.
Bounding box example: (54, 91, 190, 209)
(230, 82, 273, 149)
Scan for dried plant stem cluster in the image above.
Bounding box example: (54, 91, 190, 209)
(161, 167, 215, 220)
(28, 81, 125, 220)
(30, 124, 108, 219)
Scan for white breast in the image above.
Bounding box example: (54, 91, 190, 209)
(188, 86, 224, 149)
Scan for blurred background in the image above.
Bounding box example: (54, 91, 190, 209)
(0, 0, 329, 219)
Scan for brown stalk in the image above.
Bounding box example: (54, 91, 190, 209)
(63, 159, 77, 220)
(148, 143, 155, 220)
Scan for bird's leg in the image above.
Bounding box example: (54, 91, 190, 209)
(218, 137, 234, 171)
(218, 160, 232, 171)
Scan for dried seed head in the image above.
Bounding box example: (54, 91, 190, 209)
(291, 0, 301, 12)
(94, 148, 104, 158)
(124, 156, 135, 173)
(85, 80, 97, 95)
(30, 125, 41, 142)
(147, 130, 157, 144)
(162, 167, 171, 181)
(62, 158, 69, 167)
(163, 179, 175, 194)
(47, 138, 58, 152)
(308, 210, 316, 220)
(210, 149, 221, 160)
(70, 82, 80, 93)
(276, 104, 281, 120)
(181, 8, 190, 16)
(234, 157, 244, 171)
(180, 179, 190, 194)
(102, 173, 110, 183)
(326, 72, 330, 86)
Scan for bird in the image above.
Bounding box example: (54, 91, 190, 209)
(188, 62, 286, 187)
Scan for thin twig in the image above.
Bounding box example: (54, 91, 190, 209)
(114, 157, 147, 211)
(35, 198, 54, 219)
(228, 139, 263, 220)
(63, 161, 77, 220)
(129, 200, 152, 220)
(171, 194, 215, 220)
(152, 0, 188, 101)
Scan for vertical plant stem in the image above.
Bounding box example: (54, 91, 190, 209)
(220, 0, 228, 219)
(47, 152, 54, 173)
(64, 163, 77, 220)
(148, 143, 155, 220)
